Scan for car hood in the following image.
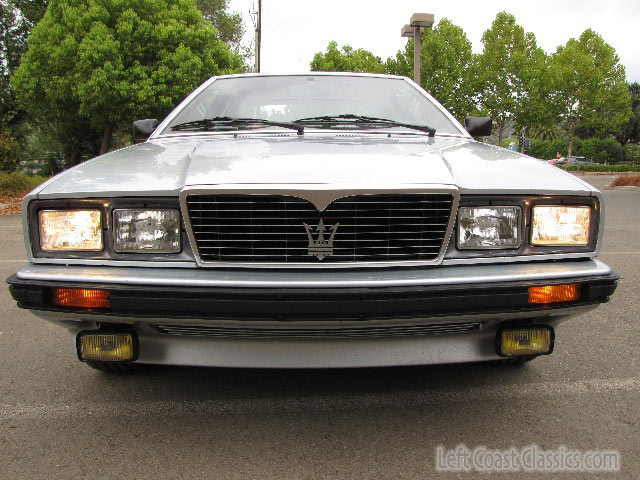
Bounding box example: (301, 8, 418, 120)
(37, 134, 594, 198)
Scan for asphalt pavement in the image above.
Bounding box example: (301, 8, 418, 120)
(1, 175, 638, 479)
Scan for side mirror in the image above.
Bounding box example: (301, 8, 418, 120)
(133, 119, 159, 142)
(464, 116, 492, 137)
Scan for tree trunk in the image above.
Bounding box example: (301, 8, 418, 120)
(67, 150, 81, 168)
(567, 123, 575, 160)
(100, 124, 113, 155)
(497, 124, 504, 146)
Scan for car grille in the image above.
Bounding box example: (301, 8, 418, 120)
(154, 322, 480, 339)
(186, 193, 453, 263)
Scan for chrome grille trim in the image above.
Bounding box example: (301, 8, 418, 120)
(154, 322, 480, 338)
(180, 185, 460, 268)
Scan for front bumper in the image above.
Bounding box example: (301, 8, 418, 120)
(7, 259, 618, 367)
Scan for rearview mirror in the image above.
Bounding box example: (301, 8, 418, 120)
(133, 119, 158, 142)
(464, 117, 492, 137)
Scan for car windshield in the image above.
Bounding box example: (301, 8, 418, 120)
(163, 75, 462, 135)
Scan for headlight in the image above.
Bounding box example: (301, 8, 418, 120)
(531, 206, 591, 246)
(113, 209, 180, 253)
(39, 210, 103, 251)
(457, 207, 521, 249)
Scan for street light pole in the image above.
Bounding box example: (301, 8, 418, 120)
(401, 13, 434, 86)
(413, 26, 421, 85)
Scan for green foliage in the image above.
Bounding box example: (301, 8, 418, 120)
(195, 0, 244, 47)
(549, 29, 632, 158)
(19, 126, 66, 176)
(387, 18, 478, 120)
(528, 136, 624, 163)
(625, 143, 640, 164)
(528, 139, 567, 160)
(0, 132, 21, 172)
(0, 1, 49, 134)
(310, 41, 386, 73)
(620, 82, 639, 145)
(0, 171, 47, 195)
(476, 12, 549, 144)
(12, 0, 245, 165)
(577, 137, 623, 163)
(560, 164, 640, 172)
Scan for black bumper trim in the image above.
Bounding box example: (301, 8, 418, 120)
(7, 272, 619, 321)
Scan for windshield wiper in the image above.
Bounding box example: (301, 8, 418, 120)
(170, 117, 304, 135)
(294, 114, 436, 136)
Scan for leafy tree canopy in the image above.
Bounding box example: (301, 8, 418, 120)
(386, 18, 478, 121)
(310, 41, 386, 74)
(477, 11, 548, 144)
(0, 0, 49, 130)
(549, 29, 631, 157)
(620, 82, 639, 144)
(12, 0, 245, 165)
(195, 0, 243, 47)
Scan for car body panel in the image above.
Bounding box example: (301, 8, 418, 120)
(8, 73, 618, 368)
(35, 135, 591, 199)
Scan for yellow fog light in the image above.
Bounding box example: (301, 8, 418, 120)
(77, 332, 137, 362)
(497, 326, 554, 357)
(528, 284, 580, 304)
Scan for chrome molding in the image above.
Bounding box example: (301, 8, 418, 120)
(179, 184, 460, 269)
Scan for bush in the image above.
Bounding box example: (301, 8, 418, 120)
(528, 139, 567, 160)
(611, 174, 640, 186)
(0, 171, 47, 195)
(625, 144, 640, 164)
(560, 164, 640, 172)
(528, 137, 625, 164)
(0, 133, 21, 172)
(574, 137, 624, 164)
(19, 127, 66, 176)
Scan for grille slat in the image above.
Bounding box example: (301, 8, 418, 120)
(187, 193, 453, 264)
(155, 322, 479, 338)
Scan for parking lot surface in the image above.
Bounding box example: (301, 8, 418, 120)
(1, 175, 638, 479)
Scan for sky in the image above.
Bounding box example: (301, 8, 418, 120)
(227, 0, 640, 82)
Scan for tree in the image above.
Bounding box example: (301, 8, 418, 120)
(548, 29, 632, 159)
(12, 0, 245, 166)
(195, 0, 243, 47)
(386, 18, 478, 121)
(0, 0, 49, 132)
(620, 82, 639, 145)
(476, 12, 549, 144)
(310, 41, 386, 73)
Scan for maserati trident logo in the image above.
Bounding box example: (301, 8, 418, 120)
(303, 219, 339, 260)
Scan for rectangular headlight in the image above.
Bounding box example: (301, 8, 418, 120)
(39, 210, 103, 251)
(113, 209, 180, 253)
(531, 206, 591, 246)
(457, 207, 521, 249)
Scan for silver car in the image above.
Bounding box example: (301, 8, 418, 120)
(7, 73, 618, 372)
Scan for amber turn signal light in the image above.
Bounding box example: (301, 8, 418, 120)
(528, 284, 579, 304)
(52, 288, 110, 309)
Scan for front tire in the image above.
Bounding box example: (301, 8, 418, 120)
(85, 361, 142, 374)
(493, 356, 537, 366)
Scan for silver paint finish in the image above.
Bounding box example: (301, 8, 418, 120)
(34, 135, 592, 199)
(50, 311, 586, 368)
(15, 258, 612, 289)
